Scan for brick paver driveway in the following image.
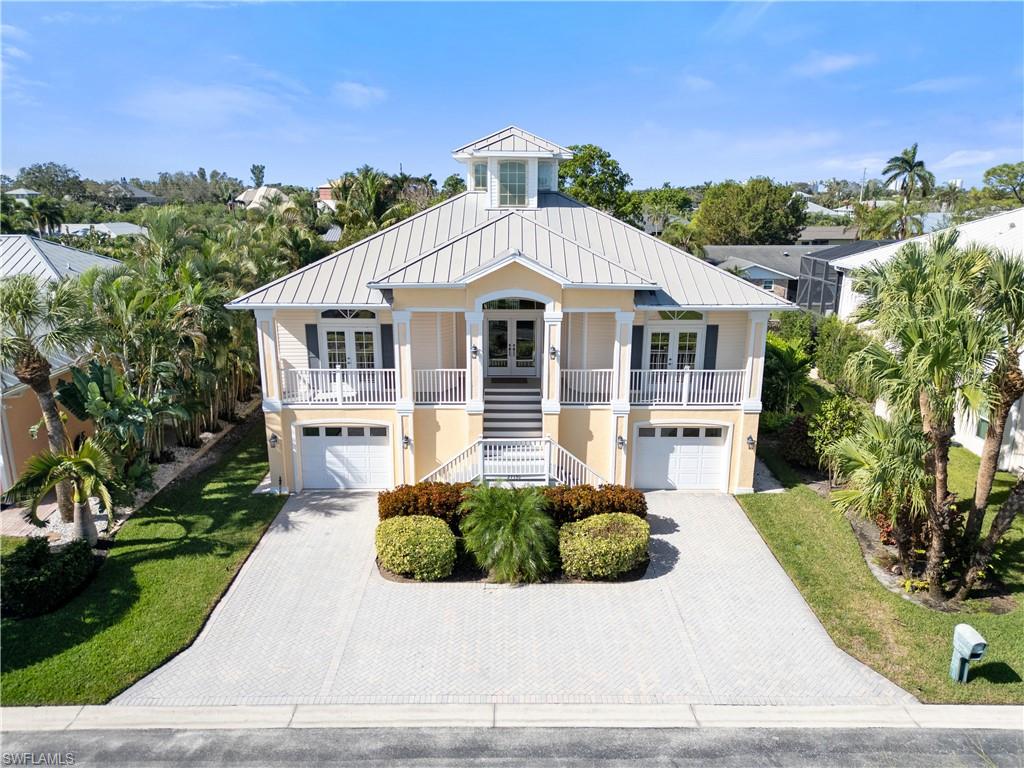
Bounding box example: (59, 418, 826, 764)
(115, 492, 913, 706)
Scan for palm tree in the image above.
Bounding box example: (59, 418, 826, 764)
(882, 143, 935, 236)
(28, 195, 64, 236)
(8, 438, 114, 545)
(1, 196, 34, 233)
(0, 274, 98, 522)
(764, 335, 820, 415)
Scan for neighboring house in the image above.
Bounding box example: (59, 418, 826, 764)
(803, 200, 847, 219)
(61, 222, 149, 238)
(0, 235, 120, 491)
(227, 126, 791, 495)
(107, 179, 163, 207)
(793, 240, 894, 315)
(796, 225, 859, 245)
(703, 245, 829, 301)
(232, 186, 290, 211)
(832, 207, 1024, 472)
(5, 188, 41, 207)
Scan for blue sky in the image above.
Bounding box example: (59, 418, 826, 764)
(2, 2, 1022, 189)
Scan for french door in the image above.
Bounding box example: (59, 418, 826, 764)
(321, 326, 380, 369)
(646, 327, 702, 370)
(486, 316, 538, 376)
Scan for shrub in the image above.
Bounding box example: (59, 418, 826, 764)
(809, 394, 866, 479)
(378, 482, 471, 531)
(543, 484, 647, 525)
(777, 417, 818, 469)
(460, 484, 558, 583)
(815, 315, 875, 399)
(559, 513, 650, 580)
(775, 310, 817, 356)
(759, 411, 795, 435)
(375, 516, 456, 581)
(1, 538, 97, 618)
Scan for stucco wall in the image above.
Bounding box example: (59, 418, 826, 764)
(413, 407, 470, 479)
(557, 408, 615, 481)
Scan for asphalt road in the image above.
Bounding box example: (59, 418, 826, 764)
(2, 727, 1021, 767)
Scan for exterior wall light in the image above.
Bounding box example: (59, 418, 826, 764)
(402, 435, 412, 449)
(471, 345, 479, 359)
(616, 435, 626, 449)
(746, 435, 755, 450)
(549, 346, 557, 360)
(269, 434, 279, 449)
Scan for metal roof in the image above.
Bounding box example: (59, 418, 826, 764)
(61, 222, 149, 238)
(228, 191, 791, 310)
(0, 235, 121, 282)
(452, 125, 573, 157)
(703, 245, 829, 279)
(712, 257, 795, 281)
(798, 225, 859, 241)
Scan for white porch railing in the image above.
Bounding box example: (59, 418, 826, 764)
(629, 369, 744, 406)
(421, 438, 606, 486)
(560, 369, 614, 405)
(413, 369, 466, 404)
(282, 368, 397, 405)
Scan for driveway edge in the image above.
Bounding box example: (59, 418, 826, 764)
(2, 703, 1020, 732)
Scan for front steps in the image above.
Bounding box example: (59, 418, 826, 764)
(483, 379, 542, 438)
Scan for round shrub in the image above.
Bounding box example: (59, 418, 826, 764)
(1, 537, 97, 618)
(559, 513, 650, 580)
(375, 515, 456, 581)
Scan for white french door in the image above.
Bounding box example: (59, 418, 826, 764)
(320, 325, 380, 370)
(486, 314, 539, 376)
(645, 326, 704, 370)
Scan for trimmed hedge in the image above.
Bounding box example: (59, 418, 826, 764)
(378, 482, 647, 530)
(559, 513, 650, 580)
(1, 538, 97, 619)
(375, 515, 456, 581)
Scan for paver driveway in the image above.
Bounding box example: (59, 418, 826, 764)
(115, 492, 913, 706)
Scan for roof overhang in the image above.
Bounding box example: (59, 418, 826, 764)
(453, 150, 572, 161)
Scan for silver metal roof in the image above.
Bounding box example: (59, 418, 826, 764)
(228, 191, 791, 310)
(0, 235, 121, 282)
(452, 125, 573, 157)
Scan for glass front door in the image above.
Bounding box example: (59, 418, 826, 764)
(486, 316, 538, 376)
(320, 326, 379, 369)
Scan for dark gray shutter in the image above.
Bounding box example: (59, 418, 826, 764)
(305, 324, 320, 368)
(703, 325, 718, 369)
(630, 326, 644, 370)
(380, 324, 394, 368)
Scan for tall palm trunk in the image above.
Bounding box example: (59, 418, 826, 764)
(893, 506, 914, 578)
(73, 497, 99, 546)
(954, 478, 1023, 601)
(18, 356, 74, 522)
(920, 392, 954, 601)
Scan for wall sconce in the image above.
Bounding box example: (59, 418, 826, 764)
(269, 434, 279, 449)
(746, 435, 756, 450)
(402, 435, 412, 449)
(471, 345, 479, 359)
(616, 435, 626, 449)
(549, 346, 558, 360)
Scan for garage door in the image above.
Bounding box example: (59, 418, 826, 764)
(300, 425, 391, 489)
(633, 426, 727, 490)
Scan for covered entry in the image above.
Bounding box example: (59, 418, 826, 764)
(299, 425, 392, 489)
(632, 425, 728, 490)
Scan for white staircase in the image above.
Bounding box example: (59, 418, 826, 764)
(422, 438, 606, 487)
(483, 380, 542, 438)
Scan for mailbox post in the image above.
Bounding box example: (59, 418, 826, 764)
(950, 624, 987, 683)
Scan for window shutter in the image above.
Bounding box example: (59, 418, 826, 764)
(380, 324, 394, 368)
(703, 325, 718, 369)
(305, 324, 320, 368)
(630, 326, 644, 370)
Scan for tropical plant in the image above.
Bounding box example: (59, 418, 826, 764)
(8, 438, 115, 546)
(0, 195, 34, 233)
(762, 333, 819, 415)
(460, 483, 558, 583)
(0, 274, 98, 521)
(882, 143, 936, 204)
(809, 394, 866, 484)
(27, 195, 64, 236)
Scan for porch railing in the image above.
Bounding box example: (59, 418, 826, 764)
(560, 369, 614, 405)
(421, 437, 606, 487)
(413, 369, 466, 404)
(282, 368, 396, 405)
(629, 369, 744, 406)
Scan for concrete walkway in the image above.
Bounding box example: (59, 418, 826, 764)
(115, 491, 913, 707)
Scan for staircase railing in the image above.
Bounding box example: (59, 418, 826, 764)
(421, 437, 607, 486)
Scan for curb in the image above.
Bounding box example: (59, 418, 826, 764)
(2, 703, 1021, 732)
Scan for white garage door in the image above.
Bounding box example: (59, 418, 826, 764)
(633, 426, 727, 490)
(300, 425, 391, 490)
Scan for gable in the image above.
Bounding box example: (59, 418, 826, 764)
(452, 126, 573, 157)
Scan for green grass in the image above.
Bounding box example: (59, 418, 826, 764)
(742, 446, 1023, 704)
(1, 536, 26, 558)
(0, 426, 287, 705)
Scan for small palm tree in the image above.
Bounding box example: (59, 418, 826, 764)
(0, 274, 98, 521)
(28, 195, 64, 236)
(8, 438, 115, 546)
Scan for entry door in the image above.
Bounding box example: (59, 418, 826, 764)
(321, 327, 379, 369)
(486, 317, 537, 376)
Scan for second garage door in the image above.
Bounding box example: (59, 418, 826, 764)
(300, 425, 392, 490)
(633, 425, 727, 490)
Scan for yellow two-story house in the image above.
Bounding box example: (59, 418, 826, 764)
(228, 127, 791, 494)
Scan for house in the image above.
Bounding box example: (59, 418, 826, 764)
(792, 240, 894, 315)
(796, 225, 859, 245)
(107, 179, 163, 207)
(803, 200, 847, 219)
(0, 235, 121, 491)
(61, 222, 149, 238)
(227, 126, 792, 494)
(232, 186, 290, 211)
(703, 245, 829, 301)
(4, 188, 41, 207)
(831, 207, 1024, 472)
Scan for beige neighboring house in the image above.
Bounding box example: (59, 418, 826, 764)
(232, 186, 290, 211)
(0, 235, 120, 491)
(832, 207, 1024, 472)
(228, 126, 792, 494)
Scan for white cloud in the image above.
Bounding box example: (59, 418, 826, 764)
(332, 80, 387, 109)
(128, 82, 283, 128)
(901, 76, 977, 93)
(791, 51, 872, 77)
(679, 74, 714, 92)
(734, 129, 841, 156)
(1, 24, 29, 40)
(934, 149, 999, 170)
(706, 2, 773, 41)
(3, 45, 30, 61)
(223, 54, 309, 97)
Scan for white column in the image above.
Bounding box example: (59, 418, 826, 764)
(612, 311, 634, 412)
(393, 310, 414, 410)
(743, 311, 770, 413)
(254, 309, 281, 412)
(542, 311, 562, 414)
(466, 311, 484, 414)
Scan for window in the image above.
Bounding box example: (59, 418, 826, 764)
(324, 427, 343, 437)
(325, 330, 348, 369)
(682, 427, 700, 438)
(347, 427, 365, 437)
(369, 427, 388, 437)
(638, 427, 656, 438)
(473, 162, 488, 190)
(704, 427, 723, 438)
(319, 325, 380, 370)
(676, 332, 699, 368)
(483, 298, 545, 310)
(302, 427, 320, 437)
(498, 161, 527, 206)
(761, 280, 774, 290)
(321, 309, 376, 319)
(537, 161, 555, 192)
(660, 428, 678, 437)
(648, 331, 671, 369)
(658, 310, 703, 321)
(976, 414, 990, 439)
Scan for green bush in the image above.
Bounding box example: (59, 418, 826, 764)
(759, 411, 796, 434)
(775, 310, 817, 356)
(378, 482, 471, 531)
(1, 538, 97, 618)
(777, 416, 818, 469)
(816, 315, 875, 399)
(375, 515, 456, 581)
(809, 394, 866, 475)
(460, 484, 558, 583)
(544, 484, 647, 525)
(559, 513, 650, 580)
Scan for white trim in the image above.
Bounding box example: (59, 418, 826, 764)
(541, 399, 561, 415)
(634, 304, 796, 311)
(611, 400, 631, 415)
(582, 313, 589, 369)
(318, 322, 382, 370)
(466, 399, 484, 414)
(474, 288, 555, 312)
(734, 486, 755, 495)
(742, 400, 763, 413)
(630, 419, 733, 493)
(262, 398, 282, 413)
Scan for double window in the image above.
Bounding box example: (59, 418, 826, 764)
(645, 326, 704, 370)
(498, 161, 527, 206)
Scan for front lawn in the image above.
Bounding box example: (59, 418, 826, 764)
(740, 446, 1023, 704)
(0, 423, 287, 705)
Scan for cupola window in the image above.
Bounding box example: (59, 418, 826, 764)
(537, 161, 555, 192)
(498, 160, 527, 206)
(472, 161, 488, 190)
